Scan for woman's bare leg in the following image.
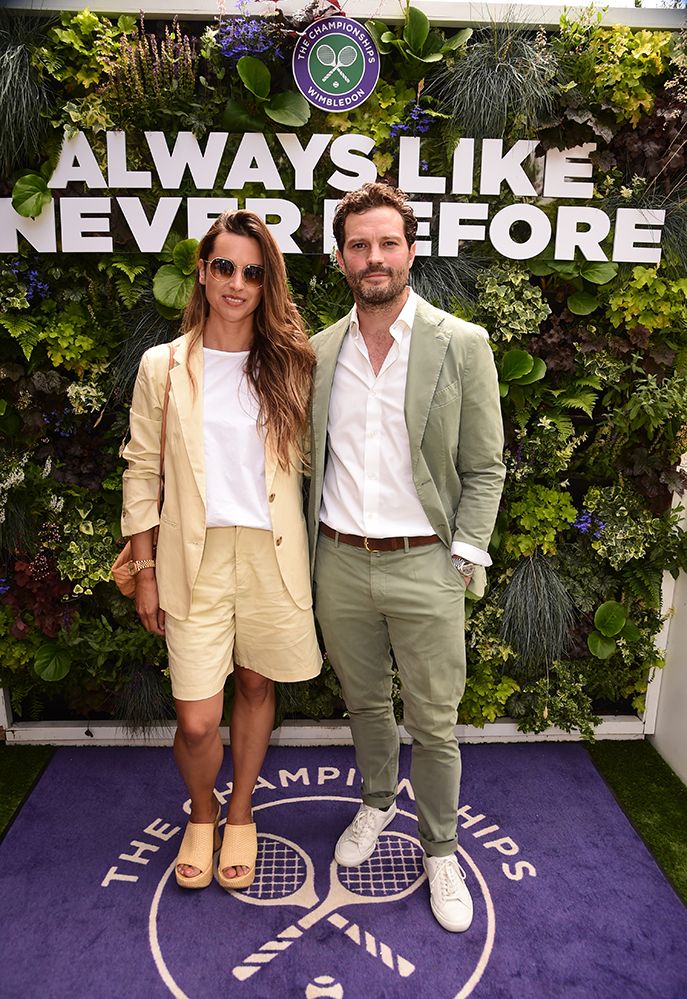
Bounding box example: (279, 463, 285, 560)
(222, 665, 275, 879)
(174, 690, 225, 879)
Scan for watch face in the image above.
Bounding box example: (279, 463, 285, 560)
(127, 562, 137, 576)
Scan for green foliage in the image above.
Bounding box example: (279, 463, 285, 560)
(34, 9, 136, 93)
(607, 266, 687, 334)
(588, 27, 673, 127)
(461, 603, 520, 725)
(234, 55, 310, 127)
(476, 263, 551, 343)
(11, 174, 52, 219)
(323, 79, 417, 173)
(530, 258, 618, 316)
(0, 13, 54, 178)
(153, 238, 198, 312)
(34, 641, 72, 681)
(557, 14, 673, 127)
(428, 22, 558, 137)
(579, 482, 687, 605)
(49, 504, 120, 595)
(505, 485, 578, 557)
(500, 553, 576, 678)
(505, 419, 584, 486)
(498, 349, 546, 398)
(366, 5, 471, 82)
(97, 256, 150, 310)
(506, 663, 601, 740)
(587, 600, 643, 660)
(102, 16, 200, 131)
(0, 300, 110, 372)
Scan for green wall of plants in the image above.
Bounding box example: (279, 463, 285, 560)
(1, 6, 686, 737)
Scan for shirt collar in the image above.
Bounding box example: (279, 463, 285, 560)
(349, 287, 417, 345)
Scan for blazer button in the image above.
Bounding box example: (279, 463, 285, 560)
(269, 493, 275, 502)
(275, 536, 283, 546)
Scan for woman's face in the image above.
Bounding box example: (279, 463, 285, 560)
(198, 231, 264, 328)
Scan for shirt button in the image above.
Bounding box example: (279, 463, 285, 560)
(269, 493, 275, 502)
(275, 536, 283, 546)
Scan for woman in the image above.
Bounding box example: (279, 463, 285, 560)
(121, 209, 321, 890)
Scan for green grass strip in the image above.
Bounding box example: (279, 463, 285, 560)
(588, 740, 687, 905)
(0, 743, 54, 840)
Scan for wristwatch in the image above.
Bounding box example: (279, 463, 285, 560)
(451, 555, 476, 578)
(127, 559, 156, 576)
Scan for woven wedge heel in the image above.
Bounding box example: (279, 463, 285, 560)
(217, 821, 258, 890)
(175, 808, 221, 889)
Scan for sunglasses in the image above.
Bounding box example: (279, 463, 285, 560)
(203, 257, 265, 287)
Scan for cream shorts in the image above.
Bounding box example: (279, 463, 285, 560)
(165, 526, 322, 701)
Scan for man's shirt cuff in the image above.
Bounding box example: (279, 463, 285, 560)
(451, 541, 492, 567)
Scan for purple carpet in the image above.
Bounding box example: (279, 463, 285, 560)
(1, 744, 685, 999)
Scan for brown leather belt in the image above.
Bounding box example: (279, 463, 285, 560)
(319, 522, 440, 552)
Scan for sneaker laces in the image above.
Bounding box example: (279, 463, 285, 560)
(349, 806, 379, 844)
(435, 858, 467, 901)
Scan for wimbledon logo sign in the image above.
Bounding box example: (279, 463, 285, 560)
(293, 17, 380, 112)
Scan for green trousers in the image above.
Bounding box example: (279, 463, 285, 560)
(314, 532, 467, 857)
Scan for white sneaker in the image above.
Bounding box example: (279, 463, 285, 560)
(423, 854, 474, 932)
(334, 802, 397, 867)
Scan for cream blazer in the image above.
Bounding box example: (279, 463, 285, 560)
(121, 333, 312, 621)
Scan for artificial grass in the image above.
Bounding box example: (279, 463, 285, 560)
(0, 743, 54, 840)
(588, 740, 687, 906)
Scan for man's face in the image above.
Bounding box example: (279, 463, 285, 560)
(336, 205, 416, 307)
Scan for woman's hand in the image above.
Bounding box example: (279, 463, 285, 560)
(135, 571, 165, 636)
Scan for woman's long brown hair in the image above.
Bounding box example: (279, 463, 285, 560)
(181, 209, 314, 470)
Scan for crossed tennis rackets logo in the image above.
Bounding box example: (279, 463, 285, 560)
(316, 44, 358, 86)
(232, 832, 423, 982)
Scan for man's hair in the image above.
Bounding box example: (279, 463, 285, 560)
(332, 182, 418, 250)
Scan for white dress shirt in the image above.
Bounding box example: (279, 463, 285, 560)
(319, 289, 491, 565)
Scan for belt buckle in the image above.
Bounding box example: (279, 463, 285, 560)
(363, 537, 380, 553)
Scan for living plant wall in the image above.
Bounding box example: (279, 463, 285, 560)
(1, 3, 686, 738)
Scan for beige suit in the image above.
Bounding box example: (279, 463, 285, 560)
(121, 333, 313, 622)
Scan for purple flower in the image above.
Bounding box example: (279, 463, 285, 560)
(574, 510, 605, 538)
(0, 579, 10, 596)
(390, 103, 435, 140)
(218, 15, 283, 65)
(573, 511, 592, 534)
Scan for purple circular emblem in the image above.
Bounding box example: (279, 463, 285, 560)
(292, 16, 381, 113)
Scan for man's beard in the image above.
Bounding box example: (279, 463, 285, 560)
(346, 266, 409, 306)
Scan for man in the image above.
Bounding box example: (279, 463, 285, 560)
(307, 183, 505, 933)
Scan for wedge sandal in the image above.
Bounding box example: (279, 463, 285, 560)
(175, 808, 221, 889)
(217, 821, 257, 890)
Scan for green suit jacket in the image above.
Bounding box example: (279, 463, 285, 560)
(307, 295, 506, 598)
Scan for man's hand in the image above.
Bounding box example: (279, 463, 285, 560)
(135, 571, 165, 636)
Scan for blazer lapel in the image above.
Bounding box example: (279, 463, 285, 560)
(404, 298, 450, 469)
(170, 334, 206, 507)
(312, 313, 350, 481)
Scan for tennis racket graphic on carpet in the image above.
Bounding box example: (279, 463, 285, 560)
(232, 832, 424, 982)
(317, 44, 356, 84)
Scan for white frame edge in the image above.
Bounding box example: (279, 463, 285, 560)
(2, 713, 645, 746)
(3, 2, 686, 31)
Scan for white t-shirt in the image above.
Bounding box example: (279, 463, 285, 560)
(203, 347, 271, 530)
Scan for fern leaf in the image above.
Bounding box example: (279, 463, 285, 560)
(111, 260, 147, 282)
(0, 313, 41, 360)
(548, 413, 574, 437)
(114, 272, 145, 308)
(551, 388, 599, 417)
(620, 564, 662, 608)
